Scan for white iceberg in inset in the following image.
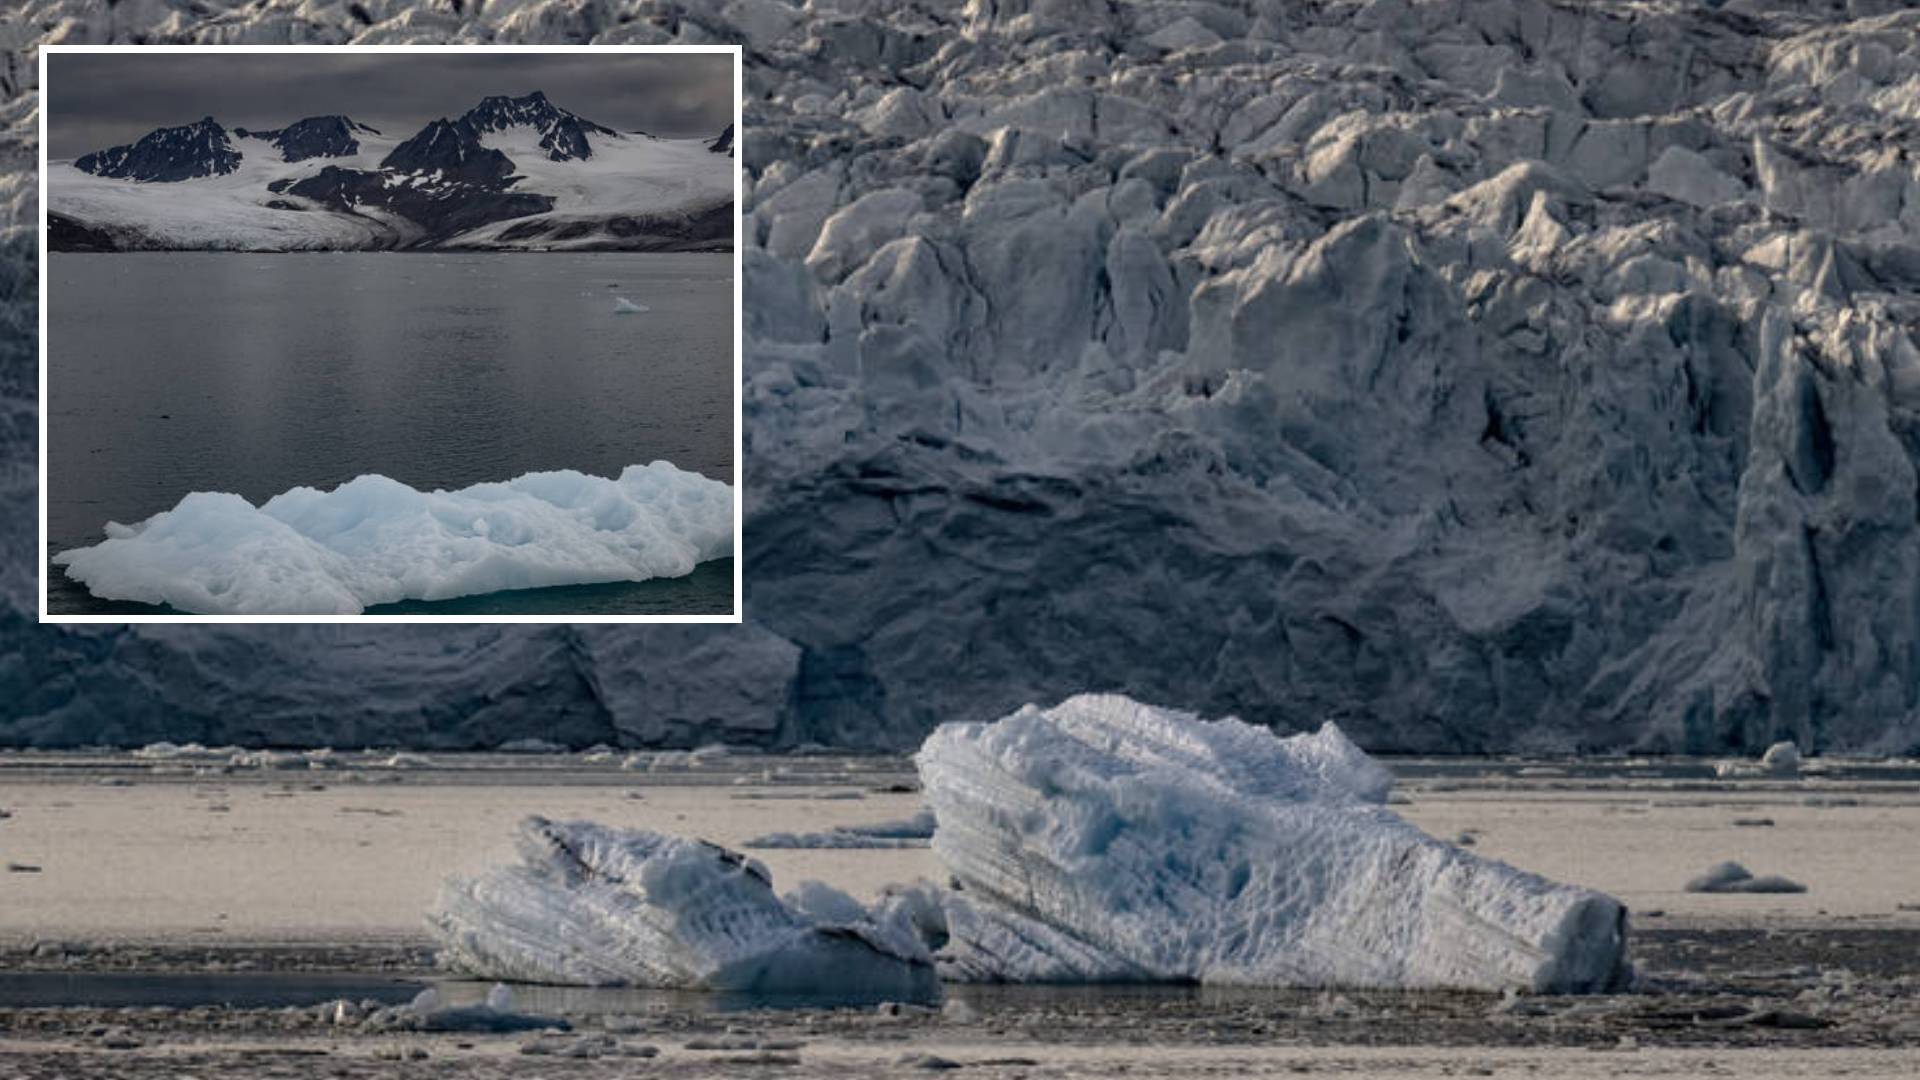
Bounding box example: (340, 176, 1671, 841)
(52, 462, 733, 615)
(430, 695, 1629, 996)
(613, 297, 649, 314)
(428, 816, 937, 998)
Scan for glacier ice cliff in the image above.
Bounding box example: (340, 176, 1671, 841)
(4, 1, 1920, 753)
(431, 696, 1629, 993)
(53, 464, 733, 615)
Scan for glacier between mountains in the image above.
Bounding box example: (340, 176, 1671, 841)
(52, 463, 733, 615)
(429, 696, 1630, 995)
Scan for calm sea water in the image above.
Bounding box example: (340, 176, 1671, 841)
(46, 252, 734, 616)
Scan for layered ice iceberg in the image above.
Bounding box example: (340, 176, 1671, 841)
(915, 695, 1630, 993)
(52, 463, 733, 615)
(432, 696, 1629, 995)
(429, 816, 937, 997)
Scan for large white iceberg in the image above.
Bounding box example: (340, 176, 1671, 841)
(52, 463, 733, 615)
(917, 695, 1629, 993)
(429, 816, 937, 998)
(431, 696, 1629, 995)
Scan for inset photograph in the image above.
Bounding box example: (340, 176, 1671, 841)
(39, 46, 740, 621)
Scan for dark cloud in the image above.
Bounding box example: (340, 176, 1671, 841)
(46, 51, 734, 159)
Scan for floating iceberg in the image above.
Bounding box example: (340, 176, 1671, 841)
(916, 695, 1630, 993)
(613, 297, 648, 314)
(431, 696, 1629, 996)
(428, 816, 937, 998)
(52, 463, 733, 615)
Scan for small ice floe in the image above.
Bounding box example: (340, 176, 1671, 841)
(1684, 861, 1808, 894)
(746, 809, 937, 849)
(613, 297, 649, 314)
(497, 738, 567, 754)
(378, 752, 434, 770)
(361, 985, 566, 1034)
(1761, 741, 1802, 775)
(229, 750, 306, 770)
(1713, 740, 1804, 779)
(428, 816, 939, 998)
(132, 741, 227, 761)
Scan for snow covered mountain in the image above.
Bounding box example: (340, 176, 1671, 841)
(74, 116, 240, 181)
(49, 91, 733, 251)
(6, 2, 1920, 756)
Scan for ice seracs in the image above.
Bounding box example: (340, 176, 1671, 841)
(52, 463, 732, 615)
(428, 816, 938, 998)
(916, 695, 1630, 993)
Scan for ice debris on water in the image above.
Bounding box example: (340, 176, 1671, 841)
(1684, 861, 1808, 895)
(1715, 740, 1806, 779)
(613, 297, 648, 314)
(52, 463, 733, 615)
(432, 695, 1629, 994)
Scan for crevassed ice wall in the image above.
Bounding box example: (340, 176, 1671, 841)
(2, 0, 1917, 754)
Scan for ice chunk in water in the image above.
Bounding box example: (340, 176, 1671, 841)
(428, 816, 938, 997)
(613, 297, 649, 313)
(915, 694, 1631, 993)
(52, 462, 732, 614)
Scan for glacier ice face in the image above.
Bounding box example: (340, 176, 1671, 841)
(4, 2, 1920, 752)
(428, 815, 938, 998)
(51, 464, 734, 615)
(917, 695, 1630, 993)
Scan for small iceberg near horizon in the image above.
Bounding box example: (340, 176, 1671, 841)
(613, 297, 649, 314)
(53, 462, 733, 615)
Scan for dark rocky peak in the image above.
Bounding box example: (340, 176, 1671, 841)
(234, 115, 377, 163)
(75, 117, 241, 182)
(708, 123, 733, 156)
(459, 90, 617, 162)
(379, 116, 515, 187)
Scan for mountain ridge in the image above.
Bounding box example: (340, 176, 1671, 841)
(54, 91, 733, 252)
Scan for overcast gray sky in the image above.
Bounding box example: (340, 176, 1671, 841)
(47, 51, 733, 159)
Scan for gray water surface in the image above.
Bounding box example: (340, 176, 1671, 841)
(46, 252, 734, 615)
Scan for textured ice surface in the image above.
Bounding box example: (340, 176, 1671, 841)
(917, 696, 1630, 993)
(52, 464, 733, 615)
(428, 816, 938, 996)
(5, 3, 1920, 752)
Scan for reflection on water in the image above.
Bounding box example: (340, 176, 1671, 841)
(0, 971, 939, 1012)
(0, 972, 426, 1009)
